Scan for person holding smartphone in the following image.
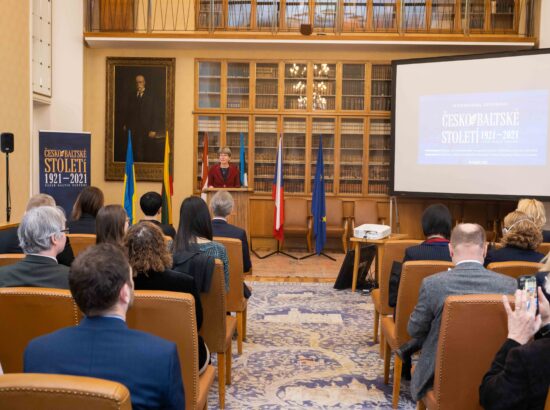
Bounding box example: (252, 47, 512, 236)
(479, 288, 550, 410)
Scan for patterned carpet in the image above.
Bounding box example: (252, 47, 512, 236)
(207, 282, 416, 409)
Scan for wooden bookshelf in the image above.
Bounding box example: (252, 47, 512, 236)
(194, 59, 393, 198)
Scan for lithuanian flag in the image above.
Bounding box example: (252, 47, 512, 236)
(161, 132, 173, 225)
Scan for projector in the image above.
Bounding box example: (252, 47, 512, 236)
(353, 224, 391, 240)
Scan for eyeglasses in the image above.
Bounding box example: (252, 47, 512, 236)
(60, 228, 69, 234)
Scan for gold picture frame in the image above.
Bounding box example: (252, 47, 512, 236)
(105, 57, 175, 181)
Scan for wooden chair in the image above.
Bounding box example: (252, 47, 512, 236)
(381, 260, 454, 409)
(419, 294, 512, 410)
(545, 388, 550, 410)
(66, 234, 96, 256)
(487, 261, 543, 279)
(0, 287, 78, 373)
(324, 197, 348, 253)
(282, 197, 311, 251)
(0, 253, 25, 267)
(214, 236, 248, 355)
(0, 373, 131, 410)
(199, 260, 237, 409)
(371, 240, 422, 349)
(127, 290, 215, 410)
(352, 199, 382, 228)
(537, 242, 550, 256)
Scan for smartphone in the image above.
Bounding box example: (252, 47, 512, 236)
(521, 276, 538, 312)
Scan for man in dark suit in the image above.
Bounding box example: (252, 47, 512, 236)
(0, 194, 74, 266)
(408, 223, 517, 402)
(122, 74, 164, 163)
(210, 190, 252, 298)
(138, 191, 176, 238)
(0, 206, 69, 289)
(24, 243, 185, 410)
(480, 287, 550, 410)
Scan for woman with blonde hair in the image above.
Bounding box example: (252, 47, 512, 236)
(125, 222, 210, 374)
(517, 198, 550, 242)
(485, 210, 545, 266)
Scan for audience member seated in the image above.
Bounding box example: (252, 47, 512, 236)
(408, 223, 517, 402)
(95, 205, 129, 246)
(389, 203, 452, 308)
(0, 206, 69, 289)
(485, 211, 544, 266)
(479, 288, 550, 410)
(517, 198, 550, 242)
(67, 186, 104, 234)
(24, 243, 185, 410)
(210, 190, 252, 298)
(139, 191, 176, 239)
(173, 196, 229, 290)
(0, 194, 74, 266)
(125, 222, 210, 374)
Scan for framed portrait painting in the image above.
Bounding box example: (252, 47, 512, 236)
(105, 57, 175, 181)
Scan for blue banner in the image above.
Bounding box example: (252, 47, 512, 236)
(39, 131, 91, 217)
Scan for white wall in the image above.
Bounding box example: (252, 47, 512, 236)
(32, 0, 84, 193)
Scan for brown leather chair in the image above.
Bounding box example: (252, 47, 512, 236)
(199, 260, 237, 409)
(0, 253, 25, 267)
(419, 294, 512, 410)
(324, 197, 348, 253)
(66, 234, 96, 256)
(546, 388, 550, 410)
(537, 242, 550, 256)
(214, 236, 248, 355)
(0, 287, 78, 373)
(371, 240, 422, 348)
(126, 290, 215, 410)
(282, 197, 311, 251)
(0, 373, 131, 410)
(487, 261, 543, 279)
(381, 260, 454, 409)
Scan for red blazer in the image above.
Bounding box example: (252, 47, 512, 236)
(208, 164, 241, 188)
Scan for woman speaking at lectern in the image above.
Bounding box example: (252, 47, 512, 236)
(208, 146, 241, 188)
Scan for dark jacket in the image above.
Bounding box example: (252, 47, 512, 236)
(212, 219, 252, 273)
(485, 245, 545, 267)
(388, 239, 451, 307)
(479, 336, 550, 410)
(0, 226, 74, 267)
(542, 230, 550, 243)
(138, 219, 176, 239)
(67, 213, 96, 234)
(134, 268, 208, 370)
(207, 164, 241, 188)
(0, 254, 69, 289)
(172, 250, 215, 293)
(24, 316, 185, 410)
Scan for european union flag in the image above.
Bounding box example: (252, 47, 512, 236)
(123, 131, 136, 225)
(311, 136, 326, 254)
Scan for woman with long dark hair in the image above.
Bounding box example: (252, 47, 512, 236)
(68, 186, 104, 234)
(125, 222, 210, 374)
(95, 205, 128, 246)
(173, 196, 229, 289)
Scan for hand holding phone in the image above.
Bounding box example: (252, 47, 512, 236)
(521, 276, 538, 313)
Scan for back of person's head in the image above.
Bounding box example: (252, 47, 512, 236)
(26, 194, 55, 211)
(96, 205, 128, 245)
(18, 206, 66, 254)
(71, 186, 104, 220)
(125, 222, 172, 275)
(69, 243, 132, 316)
(139, 192, 162, 217)
(517, 198, 546, 229)
(173, 196, 213, 253)
(450, 223, 486, 262)
(210, 190, 234, 218)
(501, 210, 542, 250)
(421, 203, 452, 239)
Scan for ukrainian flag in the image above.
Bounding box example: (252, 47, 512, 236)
(123, 131, 136, 225)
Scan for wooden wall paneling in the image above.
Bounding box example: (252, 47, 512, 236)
(305, 116, 313, 193)
(249, 198, 274, 237)
(221, 61, 228, 109)
(334, 116, 341, 194)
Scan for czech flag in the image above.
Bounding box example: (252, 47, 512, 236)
(161, 132, 173, 225)
(272, 135, 284, 241)
(123, 131, 136, 225)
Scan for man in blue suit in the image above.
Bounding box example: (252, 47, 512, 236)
(24, 243, 185, 410)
